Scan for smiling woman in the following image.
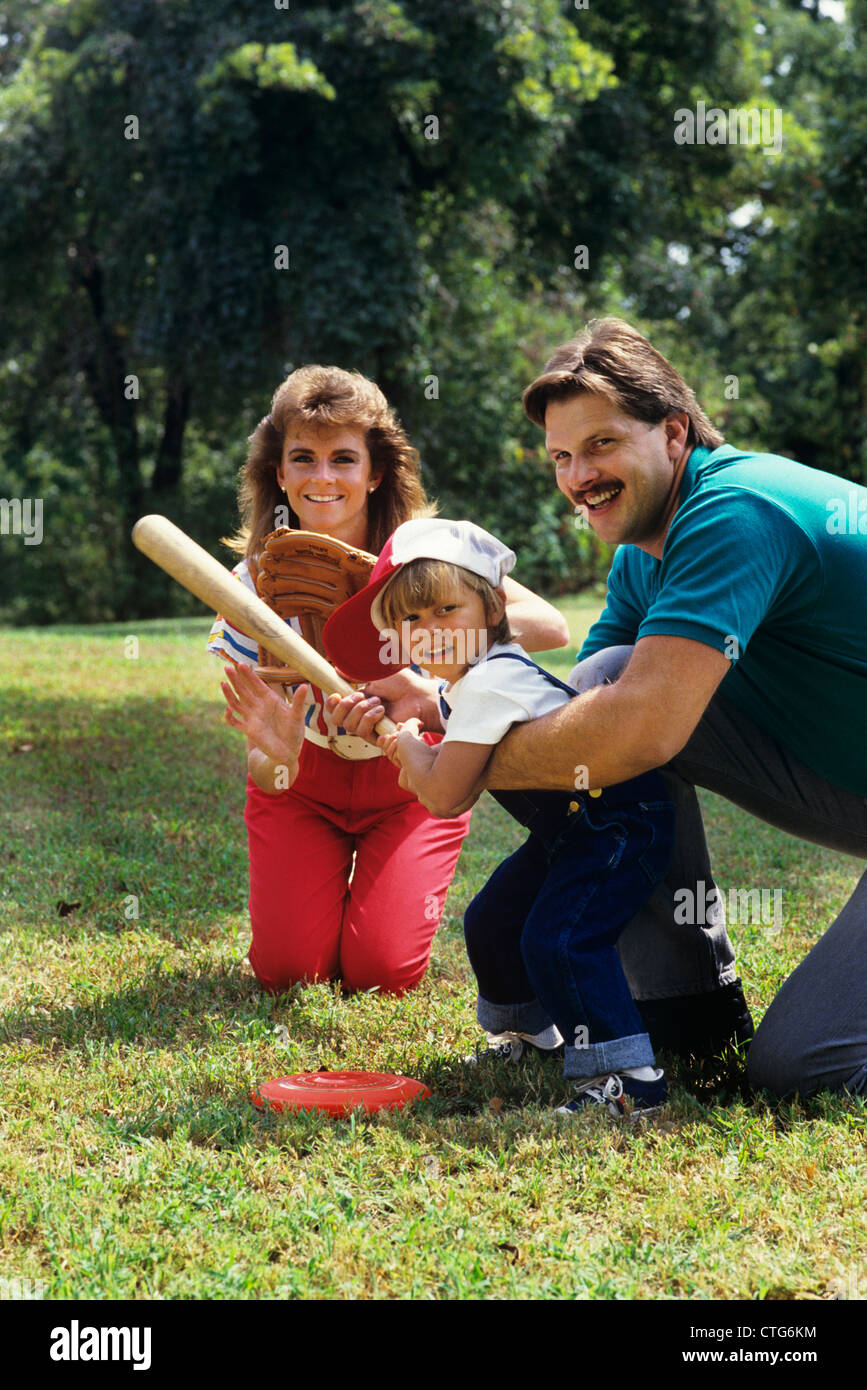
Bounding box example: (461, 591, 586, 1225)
(208, 366, 468, 998)
(232, 366, 429, 562)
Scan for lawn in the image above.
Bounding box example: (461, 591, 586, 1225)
(0, 600, 864, 1301)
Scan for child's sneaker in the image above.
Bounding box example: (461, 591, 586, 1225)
(556, 1068, 667, 1119)
(466, 1024, 564, 1065)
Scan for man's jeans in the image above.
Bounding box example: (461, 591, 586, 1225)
(465, 774, 675, 1080)
(576, 646, 867, 1098)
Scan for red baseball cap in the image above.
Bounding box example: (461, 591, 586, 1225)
(323, 518, 516, 681)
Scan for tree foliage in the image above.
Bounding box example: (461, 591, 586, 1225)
(0, 0, 863, 619)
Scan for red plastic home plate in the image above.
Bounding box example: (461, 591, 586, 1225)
(251, 1070, 432, 1116)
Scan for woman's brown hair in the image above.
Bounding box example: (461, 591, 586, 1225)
(226, 366, 433, 560)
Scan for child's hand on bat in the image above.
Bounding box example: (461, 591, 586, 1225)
(222, 663, 308, 766)
(378, 718, 424, 767)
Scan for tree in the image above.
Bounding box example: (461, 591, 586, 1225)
(594, 0, 866, 479)
(3, 0, 859, 619)
(0, 0, 616, 611)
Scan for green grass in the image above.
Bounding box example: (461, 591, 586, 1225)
(0, 607, 864, 1300)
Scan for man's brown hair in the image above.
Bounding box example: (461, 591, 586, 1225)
(522, 317, 723, 448)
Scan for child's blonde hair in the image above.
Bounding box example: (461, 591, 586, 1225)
(381, 558, 511, 645)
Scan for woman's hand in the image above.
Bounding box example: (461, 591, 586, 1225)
(221, 663, 308, 767)
(324, 688, 387, 744)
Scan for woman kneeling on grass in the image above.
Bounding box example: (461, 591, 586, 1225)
(211, 365, 568, 997)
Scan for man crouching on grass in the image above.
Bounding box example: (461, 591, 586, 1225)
(323, 517, 676, 1118)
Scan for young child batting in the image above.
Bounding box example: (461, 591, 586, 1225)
(324, 519, 677, 1116)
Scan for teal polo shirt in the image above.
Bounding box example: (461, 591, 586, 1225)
(579, 444, 867, 795)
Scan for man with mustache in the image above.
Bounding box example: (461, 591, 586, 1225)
(340, 318, 867, 1098)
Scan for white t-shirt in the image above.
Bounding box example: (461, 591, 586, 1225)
(440, 642, 572, 745)
(206, 558, 381, 761)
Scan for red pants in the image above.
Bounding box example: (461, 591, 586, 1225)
(244, 739, 472, 995)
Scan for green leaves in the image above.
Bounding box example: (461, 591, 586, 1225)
(495, 1, 616, 118)
(2, 0, 865, 619)
(198, 42, 335, 102)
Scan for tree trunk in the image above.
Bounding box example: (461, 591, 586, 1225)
(70, 240, 158, 615)
(152, 377, 191, 497)
(71, 242, 143, 517)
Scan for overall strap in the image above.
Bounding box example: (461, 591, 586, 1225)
(486, 651, 577, 700)
(438, 654, 575, 726)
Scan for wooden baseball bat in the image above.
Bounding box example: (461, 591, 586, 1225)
(132, 514, 396, 736)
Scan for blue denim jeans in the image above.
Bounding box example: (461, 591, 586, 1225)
(465, 772, 675, 1079)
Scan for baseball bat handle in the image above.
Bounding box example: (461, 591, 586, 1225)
(131, 514, 397, 737)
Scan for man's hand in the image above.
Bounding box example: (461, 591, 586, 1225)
(222, 663, 308, 767)
(363, 668, 442, 727)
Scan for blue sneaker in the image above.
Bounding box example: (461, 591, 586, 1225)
(556, 1069, 668, 1119)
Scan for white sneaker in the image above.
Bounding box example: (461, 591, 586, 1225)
(466, 1024, 564, 1065)
(555, 1068, 667, 1118)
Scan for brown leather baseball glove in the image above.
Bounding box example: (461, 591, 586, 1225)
(251, 528, 376, 688)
